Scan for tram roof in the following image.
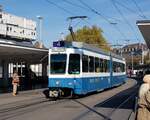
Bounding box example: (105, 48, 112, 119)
(0, 39, 48, 63)
(65, 42, 124, 60)
(137, 20, 150, 49)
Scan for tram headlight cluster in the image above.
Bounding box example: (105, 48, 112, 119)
(68, 82, 73, 85)
(56, 81, 60, 85)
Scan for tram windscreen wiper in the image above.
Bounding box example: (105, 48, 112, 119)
(69, 69, 80, 74)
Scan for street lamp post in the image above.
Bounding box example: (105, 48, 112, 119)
(131, 51, 134, 71)
(141, 43, 144, 64)
(110, 22, 119, 45)
(37, 16, 43, 43)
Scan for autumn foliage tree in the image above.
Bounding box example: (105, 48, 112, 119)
(65, 25, 110, 51)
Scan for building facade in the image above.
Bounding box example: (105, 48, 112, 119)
(0, 11, 36, 40)
(113, 43, 149, 69)
(0, 10, 48, 93)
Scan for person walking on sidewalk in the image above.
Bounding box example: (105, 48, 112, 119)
(12, 70, 20, 96)
(136, 74, 150, 120)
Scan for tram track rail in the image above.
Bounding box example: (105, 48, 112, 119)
(0, 97, 47, 113)
(0, 79, 138, 120)
(0, 96, 69, 120)
(104, 92, 137, 120)
(73, 84, 139, 120)
(103, 86, 139, 120)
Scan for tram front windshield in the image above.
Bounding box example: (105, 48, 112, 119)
(50, 54, 67, 74)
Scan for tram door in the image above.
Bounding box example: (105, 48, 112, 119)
(68, 54, 80, 92)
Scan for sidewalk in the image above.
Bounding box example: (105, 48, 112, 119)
(0, 88, 47, 106)
(0, 79, 137, 107)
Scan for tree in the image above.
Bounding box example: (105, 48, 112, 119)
(65, 25, 110, 51)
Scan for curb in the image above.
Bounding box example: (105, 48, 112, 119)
(0, 88, 47, 98)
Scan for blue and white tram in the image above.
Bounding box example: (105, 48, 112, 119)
(48, 41, 126, 97)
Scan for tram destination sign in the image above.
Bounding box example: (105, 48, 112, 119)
(53, 41, 65, 47)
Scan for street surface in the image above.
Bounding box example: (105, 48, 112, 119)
(0, 79, 137, 120)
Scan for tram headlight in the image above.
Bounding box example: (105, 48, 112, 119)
(56, 81, 60, 85)
(68, 82, 73, 85)
(74, 80, 76, 83)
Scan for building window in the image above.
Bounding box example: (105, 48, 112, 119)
(10, 27, 12, 31)
(8, 63, 13, 78)
(1, 20, 3, 24)
(8, 63, 26, 77)
(132, 48, 134, 51)
(6, 27, 9, 31)
(30, 64, 42, 76)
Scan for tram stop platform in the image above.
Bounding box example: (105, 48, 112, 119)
(0, 88, 46, 107)
(0, 79, 138, 120)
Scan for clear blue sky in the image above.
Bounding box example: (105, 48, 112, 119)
(0, 0, 150, 48)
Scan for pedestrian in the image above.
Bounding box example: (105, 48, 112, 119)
(136, 74, 150, 120)
(28, 69, 37, 89)
(12, 70, 20, 96)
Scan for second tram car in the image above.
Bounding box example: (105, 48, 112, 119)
(48, 41, 126, 97)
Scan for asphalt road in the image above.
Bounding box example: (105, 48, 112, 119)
(0, 79, 137, 120)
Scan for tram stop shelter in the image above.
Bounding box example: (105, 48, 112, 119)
(0, 39, 48, 92)
(137, 20, 150, 49)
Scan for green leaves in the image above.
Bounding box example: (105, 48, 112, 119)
(65, 25, 110, 51)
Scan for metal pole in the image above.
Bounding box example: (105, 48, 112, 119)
(67, 16, 87, 41)
(0, 5, 3, 12)
(132, 52, 134, 71)
(120, 48, 122, 56)
(149, 49, 150, 61)
(40, 18, 42, 42)
(37, 16, 43, 42)
(141, 44, 144, 64)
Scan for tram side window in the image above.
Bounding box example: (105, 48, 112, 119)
(89, 56, 94, 72)
(99, 59, 104, 72)
(95, 57, 100, 72)
(117, 63, 125, 72)
(68, 54, 80, 74)
(116, 63, 121, 72)
(113, 61, 125, 72)
(121, 63, 125, 72)
(106, 60, 110, 72)
(103, 59, 107, 72)
(82, 55, 88, 72)
(113, 62, 117, 72)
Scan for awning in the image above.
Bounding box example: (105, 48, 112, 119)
(0, 43, 48, 63)
(137, 20, 150, 49)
